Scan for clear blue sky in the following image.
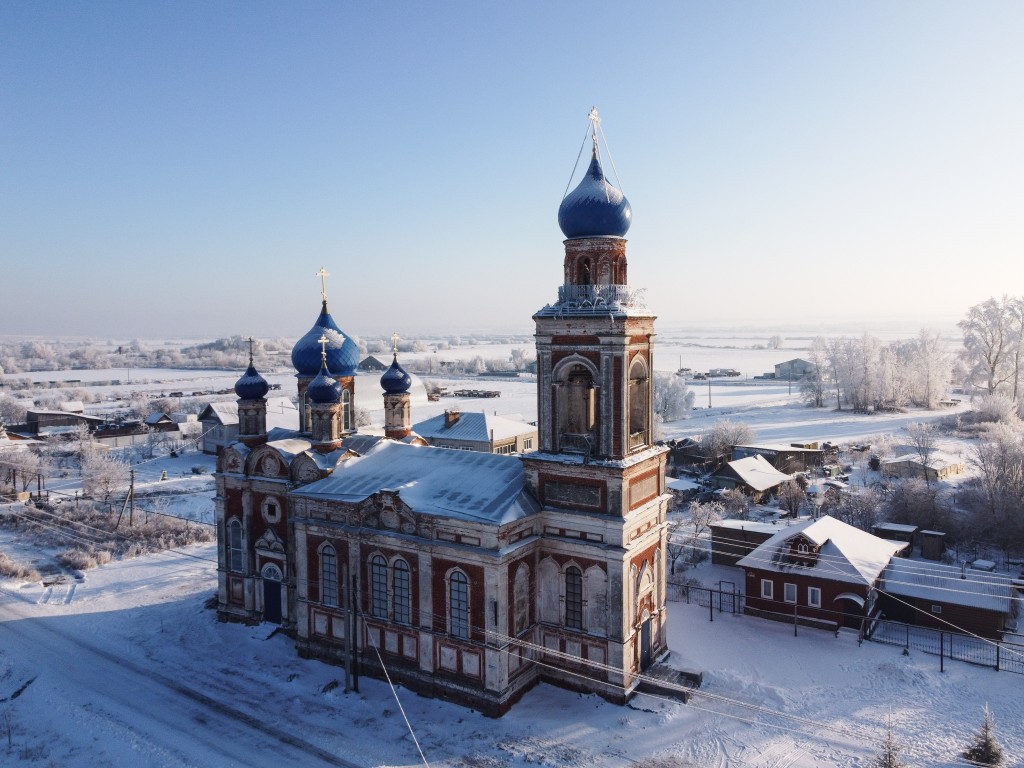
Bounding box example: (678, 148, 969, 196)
(2, 2, 1022, 340)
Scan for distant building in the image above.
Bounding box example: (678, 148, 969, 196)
(358, 355, 388, 372)
(412, 410, 537, 454)
(774, 359, 816, 380)
(731, 443, 824, 473)
(880, 452, 965, 482)
(198, 397, 298, 455)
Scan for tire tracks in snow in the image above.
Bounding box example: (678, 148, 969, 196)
(0, 591, 361, 768)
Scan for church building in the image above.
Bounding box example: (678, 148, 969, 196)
(214, 115, 671, 714)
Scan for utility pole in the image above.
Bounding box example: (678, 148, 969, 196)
(707, 375, 712, 409)
(128, 470, 135, 526)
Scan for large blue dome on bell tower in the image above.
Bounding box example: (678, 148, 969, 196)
(557, 151, 632, 239)
(291, 302, 360, 377)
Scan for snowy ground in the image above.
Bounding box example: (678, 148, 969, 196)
(1, 543, 1020, 768)
(1, 352, 1006, 767)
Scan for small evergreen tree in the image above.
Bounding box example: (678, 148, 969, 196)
(874, 715, 905, 768)
(964, 705, 1003, 765)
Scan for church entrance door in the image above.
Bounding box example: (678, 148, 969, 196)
(262, 563, 283, 624)
(639, 614, 652, 671)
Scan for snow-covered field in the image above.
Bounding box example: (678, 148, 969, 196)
(1, 542, 1020, 767)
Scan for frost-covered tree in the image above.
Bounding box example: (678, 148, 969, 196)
(0, 394, 27, 425)
(964, 705, 1003, 766)
(963, 423, 1024, 551)
(801, 337, 830, 408)
(667, 500, 723, 574)
(912, 329, 951, 408)
(81, 451, 130, 504)
(959, 296, 1019, 398)
(767, 335, 784, 349)
(776, 479, 806, 516)
(653, 373, 695, 422)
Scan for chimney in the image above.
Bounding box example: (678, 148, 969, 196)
(445, 409, 460, 427)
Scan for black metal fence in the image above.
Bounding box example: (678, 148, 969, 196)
(866, 617, 1024, 675)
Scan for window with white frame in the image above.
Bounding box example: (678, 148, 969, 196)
(808, 587, 821, 608)
(370, 555, 388, 618)
(523, 438, 533, 450)
(784, 583, 797, 603)
(760, 579, 773, 600)
(449, 570, 470, 639)
(320, 545, 338, 607)
(228, 519, 244, 572)
(392, 559, 411, 624)
(931, 604, 942, 614)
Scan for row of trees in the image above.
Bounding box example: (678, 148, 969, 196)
(801, 330, 951, 411)
(959, 294, 1024, 402)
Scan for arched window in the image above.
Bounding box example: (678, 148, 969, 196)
(320, 545, 338, 607)
(342, 389, 353, 432)
(449, 570, 469, 639)
(565, 566, 583, 630)
(557, 363, 596, 451)
(628, 358, 648, 449)
(228, 519, 244, 572)
(513, 565, 529, 635)
(392, 558, 411, 624)
(370, 555, 388, 618)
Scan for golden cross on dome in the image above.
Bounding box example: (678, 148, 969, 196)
(247, 336, 255, 365)
(318, 334, 329, 364)
(316, 267, 330, 303)
(391, 332, 400, 356)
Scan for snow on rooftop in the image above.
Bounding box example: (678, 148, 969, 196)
(725, 455, 792, 492)
(412, 410, 536, 443)
(292, 441, 539, 525)
(737, 515, 906, 585)
(711, 518, 788, 535)
(882, 558, 1013, 614)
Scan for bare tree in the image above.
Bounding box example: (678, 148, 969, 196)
(698, 419, 753, 460)
(667, 500, 723, 573)
(776, 479, 807, 516)
(906, 422, 938, 485)
(801, 337, 829, 408)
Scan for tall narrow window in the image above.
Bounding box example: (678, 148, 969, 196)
(342, 389, 353, 432)
(449, 570, 469, 639)
(784, 582, 797, 604)
(565, 566, 583, 630)
(370, 555, 388, 619)
(513, 565, 529, 635)
(320, 545, 338, 607)
(392, 559, 411, 624)
(228, 520, 243, 572)
(628, 359, 648, 449)
(761, 579, 773, 600)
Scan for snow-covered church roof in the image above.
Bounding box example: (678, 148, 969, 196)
(292, 441, 539, 525)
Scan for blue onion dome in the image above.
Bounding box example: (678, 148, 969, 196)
(306, 362, 343, 404)
(291, 302, 361, 376)
(380, 354, 412, 394)
(557, 151, 631, 239)
(234, 362, 270, 400)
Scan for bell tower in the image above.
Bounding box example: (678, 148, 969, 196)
(522, 109, 670, 702)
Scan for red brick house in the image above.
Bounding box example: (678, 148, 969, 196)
(737, 516, 906, 630)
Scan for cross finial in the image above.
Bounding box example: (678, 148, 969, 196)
(588, 106, 601, 156)
(247, 336, 255, 365)
(391, 332, 400, 357)
(318, 334, 329, 365)
(316, 267, 330, 305)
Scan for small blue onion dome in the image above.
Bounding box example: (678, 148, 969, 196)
(291, 302, 361, 377)
(306, 363, 343, 404)
(380, 355, 412, 394)
(234, 363, 270, 400)
(557, 152, 632, 239)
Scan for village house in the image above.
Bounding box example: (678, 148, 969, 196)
(880, 452, 965, 482)
(711, 454, 792, 502)
(214, 120, 671, 714)
(412, 409, 537, 454)
(737, 515, 906, 631)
